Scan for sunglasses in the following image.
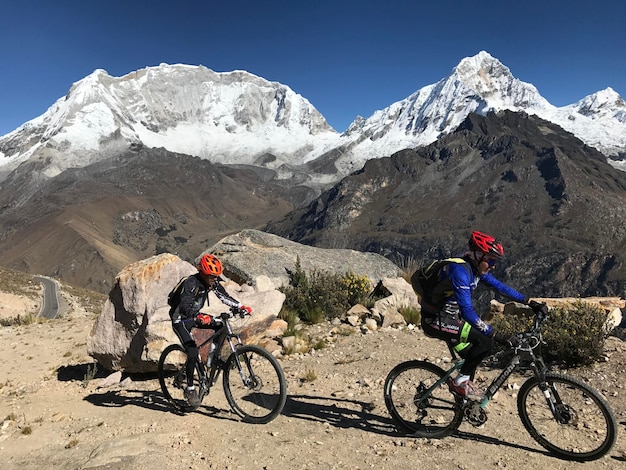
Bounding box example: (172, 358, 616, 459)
(481, 255, 497, 267)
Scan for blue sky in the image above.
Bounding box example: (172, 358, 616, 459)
(1, 0, 625, 135)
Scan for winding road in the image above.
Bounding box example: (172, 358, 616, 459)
(35, 276, 60, 319)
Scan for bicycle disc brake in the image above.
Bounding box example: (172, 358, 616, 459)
(554, 403, 575, 425)
(173, 371, 186, 389)
(463, 402, 487, 427)
(243, 374, 262, 390)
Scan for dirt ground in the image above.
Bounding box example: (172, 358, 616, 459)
(1, 291, 626, 470)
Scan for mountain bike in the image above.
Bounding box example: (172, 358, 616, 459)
(158, 306, 287, 424)
(383, 311, 617, 461)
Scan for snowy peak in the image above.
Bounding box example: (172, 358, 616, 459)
(0, 64, 340, 177)
(332, 52, 556, 174)
(450, 50, 550, 110)
(330, 51, 626, 175)
(571, 87, 626, 121)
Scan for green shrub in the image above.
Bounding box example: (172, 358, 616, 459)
(491, 300, 608, 366)
(398, 305, 421, 326)
(279, 258, 372, 323)
(278, 309, 300, 336)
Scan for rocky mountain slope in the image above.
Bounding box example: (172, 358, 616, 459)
(267, 111, 626, 299)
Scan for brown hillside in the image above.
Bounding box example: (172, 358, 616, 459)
(0, 149, 296, 292)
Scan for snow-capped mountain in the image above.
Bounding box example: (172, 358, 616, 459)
(334, 51, 626, 175)
(1, 52, 625, 183)
(0, 64, 341, 178)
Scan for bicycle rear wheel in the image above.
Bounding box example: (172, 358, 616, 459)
(223, 345, 287, 424)
(158, 344, 203, 412)
(517, 372, 617, 461)
(384, 360, 463, 438)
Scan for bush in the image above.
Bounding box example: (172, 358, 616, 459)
(279, 258, 372, 323)
(398, 305, 421, 326)
(0, 313, 43, 327)
(491, 300, 608, 366)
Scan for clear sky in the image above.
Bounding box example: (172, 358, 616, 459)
(1, 0, 625, 135)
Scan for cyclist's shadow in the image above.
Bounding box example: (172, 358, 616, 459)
(84, 387, 177, 412)
(281, 393, 399, 436)
(60, 363, 227, 419)
(82, 386, 577, 459)
(283, 393, 552, 457)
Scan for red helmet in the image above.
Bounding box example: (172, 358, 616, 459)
(197, 253, 223, 276)
(469, 231, 504, 258)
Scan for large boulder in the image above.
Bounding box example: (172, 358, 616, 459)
(371, 277, 420, 327)
(207, 229, 402, 288)
(87, 253, 283, 373)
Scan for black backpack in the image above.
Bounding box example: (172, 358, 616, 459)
(410, 258, 470, 306)
(167, 275, 190, 307)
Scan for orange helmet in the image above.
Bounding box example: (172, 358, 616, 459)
(469, 231, 504, 258)
(197, 253, 223, 276)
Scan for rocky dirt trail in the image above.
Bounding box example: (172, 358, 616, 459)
(1, 295, 626, 470)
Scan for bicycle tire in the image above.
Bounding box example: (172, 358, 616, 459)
(384, 360, 463, 438)
(158, 344, 204, 412)
(517, 372, 617, 461)
(222, 345, 287, 424)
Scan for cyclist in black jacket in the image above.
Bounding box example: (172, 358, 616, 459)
(169, 253, 252, 406)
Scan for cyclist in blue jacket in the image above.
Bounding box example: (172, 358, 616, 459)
(420, 231, 547, 400)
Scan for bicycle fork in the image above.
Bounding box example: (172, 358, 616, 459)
(528, 360, 570, 424)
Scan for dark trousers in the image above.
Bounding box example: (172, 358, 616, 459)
(172, 319, 199, 388)
(421, 310, 494, 378)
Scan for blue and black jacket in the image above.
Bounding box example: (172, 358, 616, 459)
(433, 258, 527, 336)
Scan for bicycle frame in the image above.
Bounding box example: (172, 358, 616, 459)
(428, 317, 549, 411)
(190, 311, 247, 396)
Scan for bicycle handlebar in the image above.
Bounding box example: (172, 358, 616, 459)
(216, 306, 252, 320)
(510, 311, 548, 351)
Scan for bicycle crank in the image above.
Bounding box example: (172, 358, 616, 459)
(463, 402, 487, 427)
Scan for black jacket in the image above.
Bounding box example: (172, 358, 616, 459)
(170, 273, 240, 322)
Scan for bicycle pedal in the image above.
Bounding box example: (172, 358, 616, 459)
(463, 404, 487, 427)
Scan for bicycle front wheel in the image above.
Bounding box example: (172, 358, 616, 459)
(517, 372, 617, 461)
(384, 360, 463, 438)
(158, 344, 203, 412)
(223, 345, 287, 424)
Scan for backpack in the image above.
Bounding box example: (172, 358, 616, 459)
(167, 275, 190, 307)
(410, 258, 470, 306)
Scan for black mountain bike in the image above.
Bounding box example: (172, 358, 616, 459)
(383, 311, 617, 461)
(158, 307, 287, 424)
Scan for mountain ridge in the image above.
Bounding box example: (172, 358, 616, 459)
(1, 51, 625, 186)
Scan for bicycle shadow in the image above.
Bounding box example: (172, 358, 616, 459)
(451, 429, 551, 457)
(83, 385, 244, 422)
(56, 362, 226, 419)
(282, 393, 551, 458)
(81, 384, 611, 461)
(281, 393, 399, 436)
